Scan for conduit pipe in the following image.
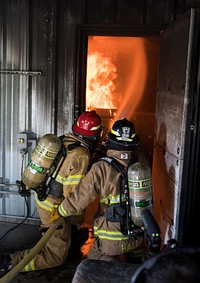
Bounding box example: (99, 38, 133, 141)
(0, 217, 63, 283)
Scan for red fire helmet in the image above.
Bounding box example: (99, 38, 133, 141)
(72, 110, 102, 137)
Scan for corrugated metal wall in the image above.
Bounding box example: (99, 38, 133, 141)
(0, 0, 198, 221)
(0, 0, 58, 220)
(0, 0, 33, 219)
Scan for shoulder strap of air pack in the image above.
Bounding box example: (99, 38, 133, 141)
(100, 157, 129, 202)
(100, 157, 130, 234)
(59, 135, 83, 151)
(100, 157, 128, 182)
(100, 156, 142, 238)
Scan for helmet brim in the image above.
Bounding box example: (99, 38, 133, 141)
(72, 124, 101, 137)
(108, 133, 137, 147)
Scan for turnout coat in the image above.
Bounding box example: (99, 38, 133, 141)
(12, 133, 91, 271)
(57, 149, 144, 261)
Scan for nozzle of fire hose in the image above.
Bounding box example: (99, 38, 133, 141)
(16, 180, 31, 197)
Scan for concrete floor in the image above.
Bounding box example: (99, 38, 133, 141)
(0, 199, 100, 282)
(0, 199, 141, 283)
(1, 262, 78, 283)
(0, 220, 90, 283)
(0, 220, 142, 283)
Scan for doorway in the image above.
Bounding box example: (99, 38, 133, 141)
(76, 10, 200, 247)
(85, 35, 160, 160)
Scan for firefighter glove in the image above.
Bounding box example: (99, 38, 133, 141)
(49, 209, 60, 223)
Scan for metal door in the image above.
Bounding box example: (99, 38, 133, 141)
(152, 9, 200, 246)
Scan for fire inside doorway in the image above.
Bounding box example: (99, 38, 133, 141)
(85, 36, 160, 160)
(81, 36, 160, 257)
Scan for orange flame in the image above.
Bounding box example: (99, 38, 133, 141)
(86, 52, 118, 109)
(86, 36, 147, 117)
(86, 36, 157, 133)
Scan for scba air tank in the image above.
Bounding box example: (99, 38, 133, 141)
(22, 134, 62, 189)
(128, 162, 153, 227)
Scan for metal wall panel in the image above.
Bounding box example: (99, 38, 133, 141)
(152, 144, 183, 243)
(154, 14, 192, 159)
(0, 0, 57, 220)
(152, 10, 198, 244)
(0, 0, 35, 219)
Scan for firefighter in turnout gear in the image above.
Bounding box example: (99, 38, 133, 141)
(3, 110, 102, 272)
(50, 118, 149, 263)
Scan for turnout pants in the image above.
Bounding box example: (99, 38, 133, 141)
(12, 195, 71, 271)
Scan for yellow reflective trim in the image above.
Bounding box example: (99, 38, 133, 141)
(34, 192, 59, 212)
(55, 174, 85, 185)
(131, 133, 136, 138)
(25, 258, 35, 271)
(90, 124, 102, 131)
(100, 193, 126, 205)
(24, 249, 35, 271)
(117, 137, 133, 142)
(58, 203, 69, 217)
(111, 129, 120, 136)
(52, 170, 58, 178)
(58, 203, 82, 218)
(93, 226, 129, 240)
(31, 259, 35, 271)
(62, 180, 82, 185)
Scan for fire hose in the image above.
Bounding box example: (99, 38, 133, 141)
(0, 217, 63, 283)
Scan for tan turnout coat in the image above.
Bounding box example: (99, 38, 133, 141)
(12, 133, 91, 271)
(58, 149, 144, 261)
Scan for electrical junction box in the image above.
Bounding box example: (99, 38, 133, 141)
(17, 131, 37, 154)
(17, 133, 28, 150)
